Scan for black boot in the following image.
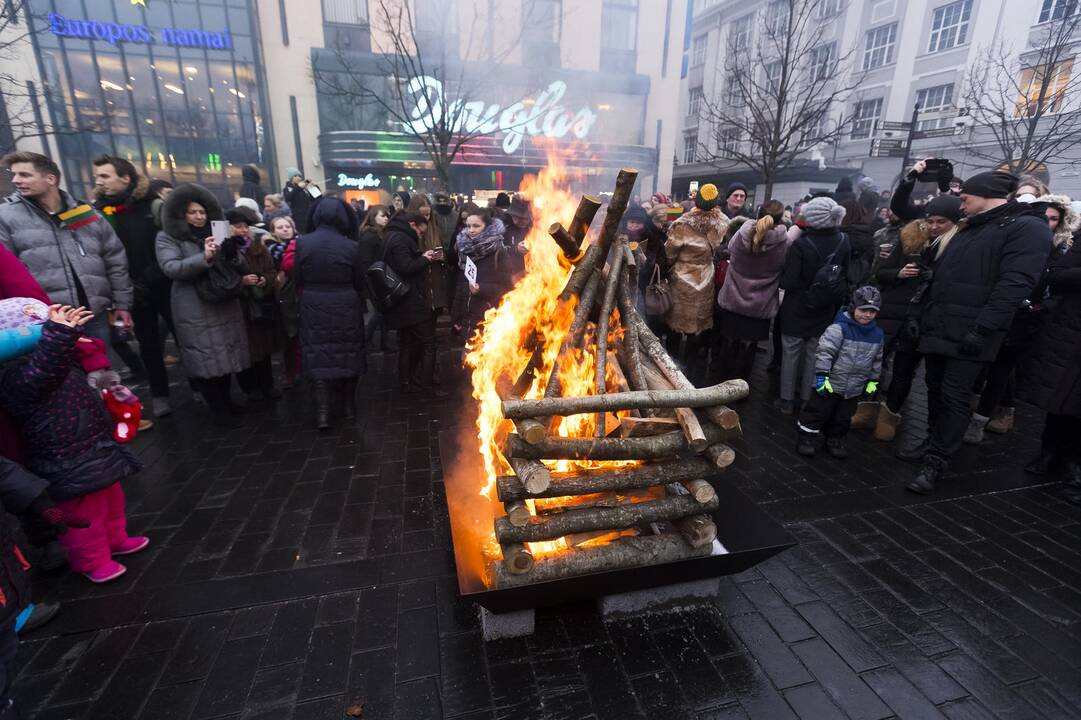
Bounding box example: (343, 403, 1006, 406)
(1024, 452, 1057, 476)
(825, 436, 849, 459)
(906, 456, 946, 495)
(341, 378, 358, 420)
(797, 431, 817, 457)
(313, 380, 331, 430)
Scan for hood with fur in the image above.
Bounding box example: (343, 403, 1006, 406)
(1035, 193, 1080, 247)
(93, 173, 150, 204)
(669, 206, 730, 241)
(161, 183, 223, 241)
(900, 220, 930, 256)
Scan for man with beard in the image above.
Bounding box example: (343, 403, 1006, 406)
(92, 155, 173, 417)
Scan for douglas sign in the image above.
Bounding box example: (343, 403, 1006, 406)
(404, 77, 598, 155)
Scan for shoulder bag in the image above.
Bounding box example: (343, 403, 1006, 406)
(366, 234, 411, 310)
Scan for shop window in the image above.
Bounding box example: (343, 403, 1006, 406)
(928, 0, 971, 53)
(863, 23, 897, 70)
(851, 98, 883, 139)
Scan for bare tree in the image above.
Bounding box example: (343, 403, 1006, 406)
(313, 0, 550, 189)
(960, 10, 1081, 175)
(696, 0, 864, 199)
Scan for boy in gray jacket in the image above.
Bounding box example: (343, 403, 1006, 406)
(797, 286, 884, 458)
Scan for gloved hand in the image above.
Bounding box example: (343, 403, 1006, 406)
(815, 374, 833, 396)
(959, 326, 988, 357)
(865, 380, 879, 396)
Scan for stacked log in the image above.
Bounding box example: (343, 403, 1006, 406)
(490, 168, 750, 587)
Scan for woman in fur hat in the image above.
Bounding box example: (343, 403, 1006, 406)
(155, 184, 251, 427)
(663, 184, 729, 364)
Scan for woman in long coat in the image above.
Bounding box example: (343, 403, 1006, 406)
(155, 183, 250, 426)
(293, 197, 366, 429)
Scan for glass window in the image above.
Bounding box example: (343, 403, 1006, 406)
(691, 35, 707, 67)
(728, 15, 752, 53)
(322, 0, 369, 25)
(764, 62, 782, 92)
(528, 0, 561, 43)
(683, 132, 697, 163)
(601, 0, 637, 51)
(915, 84, 955, 130)
(1016, 60, 1073, 116)
(1039, 0, 1079, 22)
(766, 1, 790, 34)
(716, 127, 741, 157)
(724, 74, 743, 105)
(851, 98, 883, 139)
(928, 1, 971, 53)
(688, 87, 704, 117)
(863, 23, 897, 70)
(816, 0, 843, 18)
(809, 43, 835, 82)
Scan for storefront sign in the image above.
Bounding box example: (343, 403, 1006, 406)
(336, 172, 381, 189)
(404, 76, 598, 155)
(48, 13, 233, 50)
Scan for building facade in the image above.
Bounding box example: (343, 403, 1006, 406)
(0, 1, 688, 202)
(674, 0, 1081, 204)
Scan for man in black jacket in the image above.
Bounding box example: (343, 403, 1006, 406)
(92, 155, 173, 417)
(383, 212, 446, 397)
(907, 171, 1053, 494)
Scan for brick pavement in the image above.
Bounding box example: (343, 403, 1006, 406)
(13, 348, 1081, 719)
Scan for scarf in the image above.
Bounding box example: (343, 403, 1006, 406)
(456, 217, 506, 261)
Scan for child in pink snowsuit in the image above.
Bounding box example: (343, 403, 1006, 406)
(0, 302, 146, 583)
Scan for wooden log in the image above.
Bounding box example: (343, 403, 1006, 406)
(496, 457, 718, 502)
(542, 267, 603, 406)
(638, 354, 708, 452)
(620, 415, 679, 437)
(704, 443, 736, 469)
(504, 501, 532, 528)
(513, 418, 547, 445)
(549, 222, 582, 261)
(495, 494, 718, 543)
(681, 479, 718, 504)
(559, 243, 602, 302)
(587, 169, 638, 276)
(594, 238, 626, 436)
(492, 532, 712, 586)
(626, 310, 748, 431)
(501, 542, 534, 574)
(512, 332, 544, 396)
(505, 423, 736, 461)
(673, 515, 717, 549)
(616, 253, 648, 395)
(568, 194, 602, 245)
(501, 382, 750, 420)
(507, 456, 551, 494)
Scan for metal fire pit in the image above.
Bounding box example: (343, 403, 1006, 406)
(439, 428, 795, 614)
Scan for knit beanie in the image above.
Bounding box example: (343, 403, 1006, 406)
(495, 192, 511, 208)
(724, 182, 746, 202)
(695, 183, 720, 211)
(924, 194, 962, 222)
(800, 196, 846, 229)
(285, 167, 301, 179)
(852, 286, 881, 312)
(961, 171, 1018, 199)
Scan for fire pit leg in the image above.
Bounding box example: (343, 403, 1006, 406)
(478, 606, 535, 640)
(598, 578, 721, 618)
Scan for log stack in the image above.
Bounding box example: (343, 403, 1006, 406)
(489, 168, 750, 588)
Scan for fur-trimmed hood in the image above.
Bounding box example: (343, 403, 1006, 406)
(93, 173, 150, 204)
(161, 183, 223, 241)
(1035, 193, 1079, 247)
(670, 206, 730, 240)
(900, 220, 930, 256)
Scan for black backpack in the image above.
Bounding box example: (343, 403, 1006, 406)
(803, 235, 850, 310)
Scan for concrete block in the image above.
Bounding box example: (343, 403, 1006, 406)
(599, 578, 720, 617)
(479, 606, 535, 640)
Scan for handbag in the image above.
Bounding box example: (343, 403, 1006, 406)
(366, 233, 411, 310)
(644, 263, 672, 318)
(195, 256, 245, 304)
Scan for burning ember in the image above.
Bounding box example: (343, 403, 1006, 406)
(459, 154, 750, 589)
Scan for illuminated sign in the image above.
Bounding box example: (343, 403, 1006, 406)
(337, 172, 381, 189)
(48, 13, 233, 50)
(404, 77, 598, 155)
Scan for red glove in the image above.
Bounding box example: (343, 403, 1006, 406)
(102, 388, 142, 443)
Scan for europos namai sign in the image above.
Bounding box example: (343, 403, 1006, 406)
(48, 12, 233, 50)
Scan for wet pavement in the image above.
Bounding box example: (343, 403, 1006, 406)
(14, 346, 1081, 719)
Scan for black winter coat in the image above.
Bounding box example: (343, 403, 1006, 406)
(840, 222, 875, 287)
(284, 183, 313, 233)
(295, 198, 367, 380)
(874, 222, 937, 344)
(778, 227, 848, 338)
(918, 201, 1052, 361)
(357, 228, 384, 304)
(239, 164, 266, 209)
(0, 457, 47, 626)
(889, 176, 923, 223)
(382, 215, 435, 330)
(94, 175, 167, 293)
(1021, 241, 1081, 416)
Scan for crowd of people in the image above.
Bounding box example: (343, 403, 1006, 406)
(0, 145, 1078, 715)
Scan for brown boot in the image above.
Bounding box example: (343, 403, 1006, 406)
(986, 407, 1014, 434)
(850, 401, 879, 429)
(873, 403, 901, 441)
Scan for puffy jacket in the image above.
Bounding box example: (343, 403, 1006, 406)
(815, 310, 884, 399)
(778, 227, 849, 339)
(918, 200, 1053, 361)
(295, 198, 367, 380)
(0, 190, 133, 314)
(382, 214, 435, 330)
(717, 220, 789, 320)
(0, 458, 47, 626)
(1020, 241, 1081, 416)
(0, 321, 139, 499)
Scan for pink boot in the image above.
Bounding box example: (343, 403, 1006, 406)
(84, 561, 127, 584)
(112, 536, 149, 556)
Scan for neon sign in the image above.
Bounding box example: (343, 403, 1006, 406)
(337, 172, 381, 189)
(404, 77, 598, 155)
(48, 13, 233, 50)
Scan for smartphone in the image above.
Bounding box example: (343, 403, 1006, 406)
(211, 220, 229, 243)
